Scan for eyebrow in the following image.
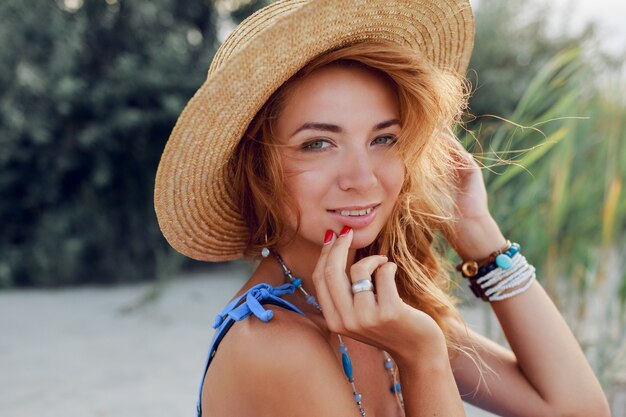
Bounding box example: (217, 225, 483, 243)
(289, 118, 400, 137)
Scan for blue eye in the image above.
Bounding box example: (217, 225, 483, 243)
(372, 135, 398, 146)
(302, 139, 332, 151)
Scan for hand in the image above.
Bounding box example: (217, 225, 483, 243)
(448, 137, 490, 222)
(446, 138, 507, 260)
(311, 227, 447, 364)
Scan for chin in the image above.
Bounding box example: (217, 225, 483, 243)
(350, 228, 381, 250)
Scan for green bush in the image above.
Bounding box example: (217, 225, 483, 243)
(467, 0, 595, 120)
(0, 0, 220, 286)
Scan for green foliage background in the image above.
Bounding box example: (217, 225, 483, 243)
(466, 1, 626, 308)
(1, 0, 624, 293)
(0, 0, 220, 286)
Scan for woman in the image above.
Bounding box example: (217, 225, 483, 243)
(154, 1, 610, 416)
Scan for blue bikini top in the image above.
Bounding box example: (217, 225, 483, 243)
(196, 282, 305, 417)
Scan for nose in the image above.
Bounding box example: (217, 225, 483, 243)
(337, 147, 378, 193)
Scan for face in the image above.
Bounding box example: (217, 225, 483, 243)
(275, 64, 405, 249)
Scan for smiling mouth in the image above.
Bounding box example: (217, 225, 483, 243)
(329, 205, 378, 217)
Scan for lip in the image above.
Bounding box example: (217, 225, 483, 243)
(327, 204, 380, 229)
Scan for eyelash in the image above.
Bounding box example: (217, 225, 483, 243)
(301, 135, 398, 152)
(371, 135, 398, 146)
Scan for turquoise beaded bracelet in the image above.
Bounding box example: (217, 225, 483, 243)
(461, 242, 522, 300)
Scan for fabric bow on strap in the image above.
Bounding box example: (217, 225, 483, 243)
(196, 282, 305, 417)
(212, 283, 303, 329)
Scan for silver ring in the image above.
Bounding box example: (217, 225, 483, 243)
(351, 279, 374, 294)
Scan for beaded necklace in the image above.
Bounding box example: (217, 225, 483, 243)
(273, 252, 405, 415)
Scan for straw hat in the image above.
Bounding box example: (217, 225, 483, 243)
(154, 0, 475, 262)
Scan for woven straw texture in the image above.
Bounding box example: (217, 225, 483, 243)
(154, 0, 475, 261)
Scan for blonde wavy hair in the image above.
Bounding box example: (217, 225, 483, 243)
(230, 40, 470, 351)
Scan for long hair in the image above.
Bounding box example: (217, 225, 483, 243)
(229, 40, 470, 352)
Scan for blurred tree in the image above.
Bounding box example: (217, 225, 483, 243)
(467, 0, 596, 122)
(0, 0, 261, 286)
(0, 0, 605, 287)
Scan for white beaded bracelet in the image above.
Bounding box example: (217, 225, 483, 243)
(489, 274, 535, 301)
(473, 253, 536, 302)
(484, 263, 534, 296)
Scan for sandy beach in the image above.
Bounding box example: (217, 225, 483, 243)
(1, 261, 622, 416)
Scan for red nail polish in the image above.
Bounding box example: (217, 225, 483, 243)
(340, 226, 351, 236)
(324, 230, 334, 244)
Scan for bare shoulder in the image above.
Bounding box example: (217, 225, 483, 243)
(202, 306, 361, 417)
(228, 304, 330, 366)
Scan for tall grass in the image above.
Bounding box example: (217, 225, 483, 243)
(459, 49, 626, 394)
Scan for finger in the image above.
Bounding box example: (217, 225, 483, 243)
(323, 227, 357, 322)
(349, 254, 388, 284)
(445, 136, 477, 169)
(453, 146, 476, 170)
(372, 262, 404, 333)
(314, 228, 338, 274)
(373, 262, 402, 308)
(325, 226, 352, 277)
(311, 229, 339, 314)
(460, 149, 479, 169)
(351, 255, 388, 317)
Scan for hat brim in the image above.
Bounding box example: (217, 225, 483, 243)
(154, 0, 474, 261)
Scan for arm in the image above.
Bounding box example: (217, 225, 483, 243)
(210, 305, 460, 417)
(313, 229, 465, 417)
(447, 144, 610, 416)
(394, 327, 466, 417)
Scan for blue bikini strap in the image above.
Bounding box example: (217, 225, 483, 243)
(196, 282, 304, 417)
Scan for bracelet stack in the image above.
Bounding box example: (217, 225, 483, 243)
(457, 242, 536, 302)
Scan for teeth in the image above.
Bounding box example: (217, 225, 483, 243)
(337, 208, 373, 216)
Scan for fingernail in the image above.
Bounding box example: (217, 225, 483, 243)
(324, 229, 334, 244)
(340, 226, 351, 237)
(379, 254, 387, 257)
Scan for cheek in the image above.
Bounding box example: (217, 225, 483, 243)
(282, 154, 336, 203)
(379, 156, 405, 198)
(284, 173, 328, 208)
(281, 165, 332, 226)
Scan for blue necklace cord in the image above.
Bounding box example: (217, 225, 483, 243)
(273, 251, 404, 416)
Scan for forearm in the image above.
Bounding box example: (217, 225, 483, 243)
(491, 282, 608, 415)
(455, 217, 609, 415)
(395, 334, 465, 417)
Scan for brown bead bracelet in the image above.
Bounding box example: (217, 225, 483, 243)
(456, 240, 512, 278)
